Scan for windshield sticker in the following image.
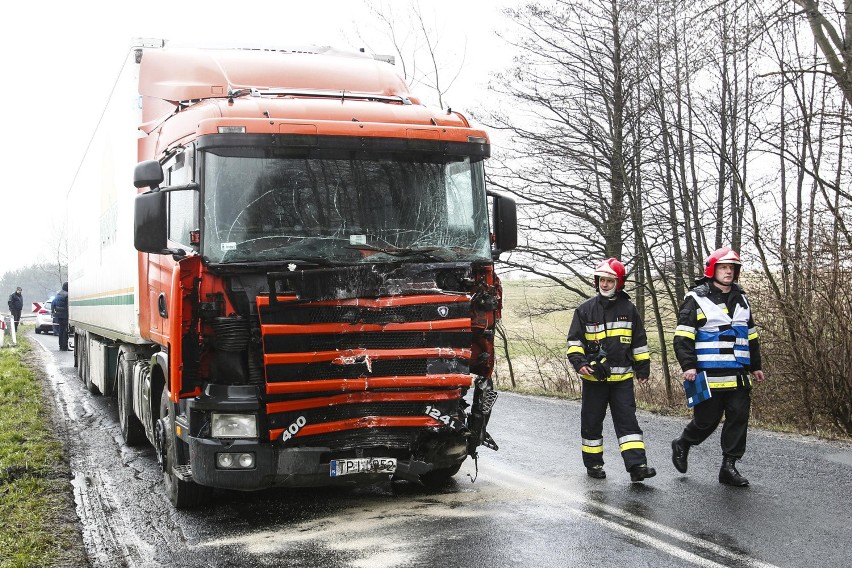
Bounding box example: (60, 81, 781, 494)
(349, 234, 367, 245)
(220, 242, 237, 251)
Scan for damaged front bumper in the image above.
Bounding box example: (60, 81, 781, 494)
(186, 437, 468, 491)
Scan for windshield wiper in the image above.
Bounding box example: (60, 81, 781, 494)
(211, 257, 335, 268)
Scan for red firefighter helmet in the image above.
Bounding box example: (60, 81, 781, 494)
(594, 258, 626, 291)
(703, 247, 741, 280)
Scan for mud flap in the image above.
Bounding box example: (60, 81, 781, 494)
(467, 376, 499, 457)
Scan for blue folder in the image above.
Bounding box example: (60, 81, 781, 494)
(684, 371, 711, 407)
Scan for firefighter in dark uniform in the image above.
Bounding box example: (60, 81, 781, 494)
(567, 258, 656, 482)
(672, 247, 765, 486)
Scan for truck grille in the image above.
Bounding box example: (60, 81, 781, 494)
(256, 294, 472, 446)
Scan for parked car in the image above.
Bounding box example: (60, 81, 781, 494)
(34, 299, 54, 334)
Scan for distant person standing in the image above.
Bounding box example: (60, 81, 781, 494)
(672, 247, 765, 486)
(7, 287, 23, 331)
(52, 282, 70, 351)
(566, 258, 656, 483)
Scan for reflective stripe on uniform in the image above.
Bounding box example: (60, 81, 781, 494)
(695, 341, 735, 349)
(582, 438, 604, 454)
(584, 323, 606, 342)
(618, 433, 645, 452)
(632, 345, 650, 361)
(607, 322, 633, 339)
(581, 370, 635, 382)
(675, 325, 696, 339)
(705, 375, 746, 389)
(696, 353, 738, 361)
(607, 328, 633, 338)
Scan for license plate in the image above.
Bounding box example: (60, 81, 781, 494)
(329, 458, 397, 477)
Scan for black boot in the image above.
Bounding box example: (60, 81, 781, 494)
(629, 463, 657, 482)
(719, 456, 749, 486)
(671, 438, 690, 473)
(586, 465, 606, 479)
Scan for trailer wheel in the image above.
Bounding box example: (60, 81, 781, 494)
(117, 354, 145, 446)
(159, 389, 211, 508)
(78, 339, 99, 394)
(82, 342, 100, 395)
(76, 338, 84, 381)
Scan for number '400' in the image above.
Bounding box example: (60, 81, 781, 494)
(281, 416, 307, 442)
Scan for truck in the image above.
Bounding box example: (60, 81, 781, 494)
(68, 38, 517, 508)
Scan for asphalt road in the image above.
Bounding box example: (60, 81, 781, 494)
(29, 331, 852, 568)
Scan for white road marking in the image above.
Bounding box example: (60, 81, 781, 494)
(489, 467, 782, 568)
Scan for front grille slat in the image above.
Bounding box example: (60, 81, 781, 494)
(265, 358, 469, 382)
(269, 400, 458, 433)
(263, 331, 471, 353)
(259, 302, 470, 325)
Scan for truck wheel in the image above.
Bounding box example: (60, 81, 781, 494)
(78, 340, 97, 394)
(159, 389, 211, 508)
(35, 328, 41, 335)
(76, 339, 85, 381)
(421, 463, 463, 488)
(117, 355, 146, 446)
(84, 346, 100, 396)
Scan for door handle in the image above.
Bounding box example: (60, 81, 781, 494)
(158, 293, 168, 319)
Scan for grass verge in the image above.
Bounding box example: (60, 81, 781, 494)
(0, 331, 86, 568)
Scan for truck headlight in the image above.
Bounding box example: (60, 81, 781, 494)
(211, 413, 258, 438)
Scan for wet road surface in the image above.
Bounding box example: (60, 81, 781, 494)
(29, 332, 852, 567)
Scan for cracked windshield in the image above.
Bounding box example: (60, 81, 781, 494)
(203, 148, 490, 264)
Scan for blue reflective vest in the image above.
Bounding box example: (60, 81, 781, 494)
(688, 292, 751, 370)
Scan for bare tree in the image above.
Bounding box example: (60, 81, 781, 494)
(791, 0, 852, 109)
(357, 0, 467, 110)
(480, 0, 644, 293)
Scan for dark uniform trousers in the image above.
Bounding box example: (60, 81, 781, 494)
(57, 318, 69, 350)
(680, 385, 751, 458)
(581, 378, 647, 470)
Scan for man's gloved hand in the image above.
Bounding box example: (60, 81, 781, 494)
(589, 357, 610, 381)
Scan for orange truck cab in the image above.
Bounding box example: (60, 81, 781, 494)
(68, 39, 516, 508)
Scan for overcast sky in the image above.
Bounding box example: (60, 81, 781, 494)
(0, 0, 512, 277)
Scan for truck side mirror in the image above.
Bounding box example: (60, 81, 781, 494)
(134, 191, 168, 253)
(134, 160, 164, 189)
(488, 191, 517, 258)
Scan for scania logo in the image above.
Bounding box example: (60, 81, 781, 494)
(437, 306, 449, 318)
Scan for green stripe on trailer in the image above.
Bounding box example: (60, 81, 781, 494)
(71, 294, 134, 307)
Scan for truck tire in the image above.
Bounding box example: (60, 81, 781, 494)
(420, 463, 463, 488)
(117, 355, 146, 446)
(159, 389, 211, 508)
